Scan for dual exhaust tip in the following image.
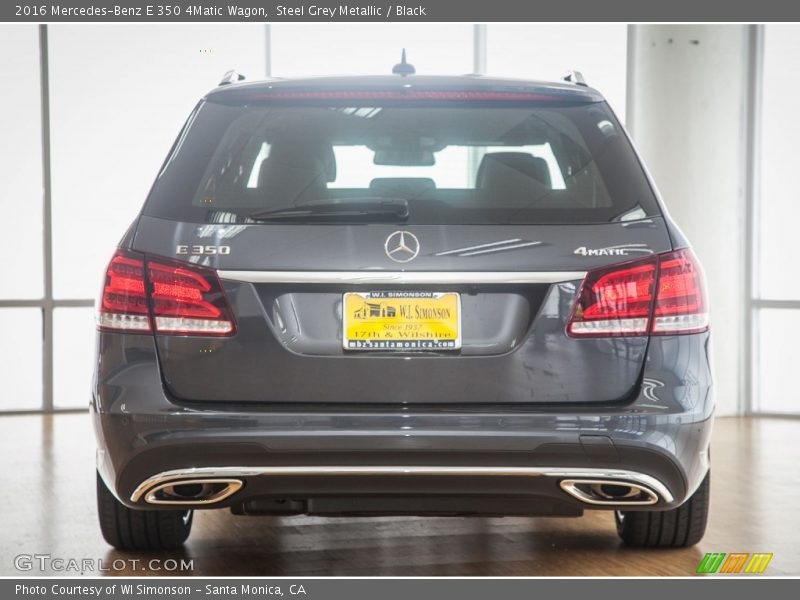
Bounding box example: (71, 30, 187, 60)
(144, 478, 243, 505)
(139, 476, 660, 507)
(559, 479, 660, 506)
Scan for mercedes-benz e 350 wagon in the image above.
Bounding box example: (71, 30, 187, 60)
(93, 64, 713, 550)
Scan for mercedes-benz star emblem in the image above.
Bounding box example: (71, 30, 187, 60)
(384, 231, 420, 263)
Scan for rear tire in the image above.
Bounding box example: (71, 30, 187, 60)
(96, 471, 193, 550)
(615, 471, 710, 548)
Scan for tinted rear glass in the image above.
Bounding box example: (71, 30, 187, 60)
(144, 96, 659, 224)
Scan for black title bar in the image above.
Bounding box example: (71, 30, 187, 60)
(4, 0, 800, 22)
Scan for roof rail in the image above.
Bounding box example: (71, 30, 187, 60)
(562, 70, 587, 86)
(219, 70, 245, 86)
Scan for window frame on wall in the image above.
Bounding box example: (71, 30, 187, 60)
(0, 26, 95, 414)
(748, 24, 800, 416)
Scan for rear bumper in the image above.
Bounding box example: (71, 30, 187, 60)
(93, 332, 714, 515)
(95, 411, 711, 515)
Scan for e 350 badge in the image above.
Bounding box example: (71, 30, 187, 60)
(176, 245, 231, 256)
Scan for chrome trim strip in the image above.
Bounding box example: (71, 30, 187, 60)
(131, 466, 673, 505)
(218, 270, 586, 285)
(559, 479, 660, 506)
(144, 478, 243, 506)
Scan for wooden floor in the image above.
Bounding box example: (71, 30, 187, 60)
(1, 414, 797, 576)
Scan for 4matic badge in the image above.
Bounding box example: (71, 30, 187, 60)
(573, 244, 653, 257)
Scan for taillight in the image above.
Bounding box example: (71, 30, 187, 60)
(651, 249, 709, 335)
(567, 249, 708, 338)
(96, 250, 236, 336)
(96, 251, 151, 332)
(567, 256, 657, 336)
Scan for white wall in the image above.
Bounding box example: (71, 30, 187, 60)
(487, 24, 628, 123)
(628, 25, 748, 416)
(271, 24, 473, 76)
(48, 25, 267, 300)
(0, 25, 43, 299)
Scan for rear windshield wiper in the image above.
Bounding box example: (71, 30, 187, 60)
(250, 198, 409, 222)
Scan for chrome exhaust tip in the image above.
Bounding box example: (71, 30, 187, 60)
(560, 479, 660, 506)
(143, 478, 243, 506)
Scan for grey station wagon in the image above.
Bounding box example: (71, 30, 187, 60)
(93, 63, 713, 550)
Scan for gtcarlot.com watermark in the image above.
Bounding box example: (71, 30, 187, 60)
(14, 553, 193, 574)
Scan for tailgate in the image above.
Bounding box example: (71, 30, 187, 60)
(135, 216, 672, 405)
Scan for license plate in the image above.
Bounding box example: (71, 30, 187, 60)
(343, 291, 461, 351)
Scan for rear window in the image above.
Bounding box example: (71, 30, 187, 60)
(144, 95, 659, 225)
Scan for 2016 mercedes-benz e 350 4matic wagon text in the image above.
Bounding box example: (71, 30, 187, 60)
(93, 64, 713, 550)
